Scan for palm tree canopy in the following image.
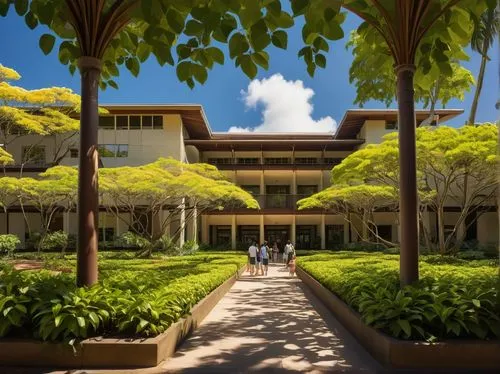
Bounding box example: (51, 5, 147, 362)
(471, 7, 500, 57)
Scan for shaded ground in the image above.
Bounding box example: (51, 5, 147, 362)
(2, 263, 495, 373)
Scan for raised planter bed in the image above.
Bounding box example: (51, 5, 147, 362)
(0, 266, 244, 368)
(296, 266, 500, 371)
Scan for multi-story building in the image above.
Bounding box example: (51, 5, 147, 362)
(1, 104, 498, 250)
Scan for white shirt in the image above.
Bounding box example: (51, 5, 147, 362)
(248, 245, 258, 257)
(285, 243, 294, 255)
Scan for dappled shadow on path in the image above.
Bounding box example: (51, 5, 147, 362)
(161, 264, 381, 373)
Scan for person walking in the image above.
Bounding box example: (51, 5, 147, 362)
(284, 240, 295, 267)
(272, 242, 279, 263)
(261, 241, 270, 276)
(248, 241, 258, 275)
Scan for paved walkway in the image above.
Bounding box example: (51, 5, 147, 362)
(158, 263, 381, 373)
(9, 263, 382, 374)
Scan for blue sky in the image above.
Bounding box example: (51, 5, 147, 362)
(0, 11, 498, 132)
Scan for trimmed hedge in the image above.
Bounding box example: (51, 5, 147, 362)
(298, 252, 500, 341)
(0, 253, 245, 342)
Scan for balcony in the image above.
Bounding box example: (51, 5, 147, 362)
(213, 194, 320, 214)
(207, 158, 343, 170)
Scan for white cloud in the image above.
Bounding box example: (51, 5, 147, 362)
(229, 74, 336, 133)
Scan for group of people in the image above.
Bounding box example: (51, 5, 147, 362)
(247, 240, 296, 276)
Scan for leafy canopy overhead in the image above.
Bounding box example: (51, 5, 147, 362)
(346, 29, 475, 108)
(1, 1, 492, 90)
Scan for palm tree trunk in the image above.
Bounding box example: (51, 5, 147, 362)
(468, 45, 488, 125)
(396, 64, 419, 286)
(76, 57, 101, 287)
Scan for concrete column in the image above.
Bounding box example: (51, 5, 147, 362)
(291, 215, 296, 244)
(231, 215, 237, 249)
(63, 211, 70, 234)
(319, 171, 324, 191)
(321, 214, 326, 249)
(292, 171, 297, 194)
(179, 198, 185, 247)
(162, 210, 171, 237)
(201, 215, 209, 244)
(259, 215, 264, 244)
(260, 171, 265, 194)
(344, 220, 350, 244)
(192, 205, 198, 242)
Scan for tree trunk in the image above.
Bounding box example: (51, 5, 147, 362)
(468, 48, 488, 125)
(76, 57, 101, 287)
(396, 65, 419, 286)
(437, 206, 446, 255)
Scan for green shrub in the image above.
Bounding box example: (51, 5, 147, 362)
(0, 234, 20, 257)
(115, 232, 151, 249)
(298, 252, 499, 341)
(40, 231, 69, 253)
(179, 240, 199, 256)
(155, 234, 178, 254)
(0, 253, 245, 342)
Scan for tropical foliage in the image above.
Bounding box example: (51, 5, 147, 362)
(298, 125, 499, 253)
(0, 253, 245, 341)
(347, 27, 475, 124)
(0, 64, 80, 168)
(298, 252, 500, 341)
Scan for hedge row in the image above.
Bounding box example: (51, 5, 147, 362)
(0, 253, 245, 342)
(297, 252, 500, 341)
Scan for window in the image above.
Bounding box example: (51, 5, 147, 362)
(264, 157, 290, 164)
(129, 116, 141, 129)
(22, 145, 45, 166)
(116, 116, 128, 129)
(385, 121, 398, 130)
(70, 148, 78, 158)
(376, 225, 393, 241)
(208, 158, 232, 165)
(295, 157, 318, 164)
(98, 144, 117, 158)
(142, 116, 153, 129)
(99, 116, 114, 129)
(237, 158, 259, 164)
(241, 185, 260, 195)
(324, 158, 342, 165)
(153, 116, 163, 129)
(297, 185, 318, 196)
(98, 228, 115, 242)
(116, 144, 128, 158)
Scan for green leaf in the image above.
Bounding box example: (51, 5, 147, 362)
(154, 46, 174, 66)
(315, 54, 326, 68)
(206, 47, 224, 65)
(229, 33, 249, 59)
(275, 11, 294, 28)
(39, 34, 56, 55)
(323, 22, 344, 41)
(108, 80, 119, 90)
(472, 299, 481, 308)
(397, 319, 412, 337)
(313, 36, 329, 52)
(15, 0, 28, 15)
(137, 43, 152, 63)
(267, 1, 281, 16)
(271, 30, 287, 49)
(125, 57, 140, 77)
(176, 61, 191, 82)
(24, 11, 38, 29)
(77, 316, 86, 328)
(185, 20, 204, 36)
(291, 0, 308, 16)
(192, 64, 208, 84)
(0, 1, 10, 17)
(307, 63, 315, 77)
(239, 55, 258, 79)
(251, 51, 269, 70)
(166, 8, 184, 34)
(250, 19, 271, 51)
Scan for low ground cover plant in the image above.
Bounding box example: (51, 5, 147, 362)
(298, 252, 499, 341)
(0, 252, 245, 343)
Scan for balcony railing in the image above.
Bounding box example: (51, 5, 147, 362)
(237, 194, 312, 210)
(207, 158, 342, 169)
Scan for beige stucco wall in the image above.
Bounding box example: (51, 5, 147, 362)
(477, 212, 499, 244)
(360, 119, 395, 145)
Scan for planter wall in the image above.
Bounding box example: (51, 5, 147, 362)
(296, 266, 500, 371)
(0, 266, 244, 368)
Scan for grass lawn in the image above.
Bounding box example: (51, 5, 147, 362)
(0, 251, 245, 342)
(298, 252, 499, 341)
